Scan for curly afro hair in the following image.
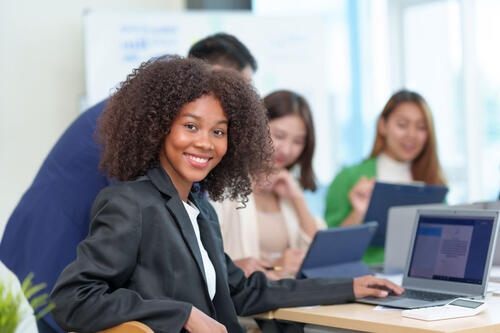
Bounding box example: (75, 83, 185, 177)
(97, 55, 273, 202)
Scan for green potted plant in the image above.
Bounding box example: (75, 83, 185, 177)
(0, 271, 55, 333)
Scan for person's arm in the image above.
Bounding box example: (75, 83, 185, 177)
(226, 253, 354, 316)
(338, 209, 365, 226)
(50, 185, 193, 333)
(225, 254, 403, 316)
(262, 170, 322, 277)
(340, 177, 375, 226)
(200, 200, 403, 316)
(289, 190, 320, 238)
(325, 166, 377, 227)
(325, 168, 355, 227)
(232, 257, 280, 280)
(272, 170, 318, 238)
(184, 307, 227, 333)
(209, 198, 279, 280)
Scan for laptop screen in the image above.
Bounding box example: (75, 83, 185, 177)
(408, 214, 495, 284)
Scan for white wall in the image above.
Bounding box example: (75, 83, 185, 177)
(0, 0, 184, 237)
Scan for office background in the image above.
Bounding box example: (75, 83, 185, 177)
(1, 0, 499, 236)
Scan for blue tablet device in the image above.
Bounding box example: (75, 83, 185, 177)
(363, 182, 448, 247)
(296, 221, 378, 279)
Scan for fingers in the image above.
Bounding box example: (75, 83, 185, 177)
(365, 178, 376, 193)
(264, 271, 280, 280)
(353, 276, 404, 299)
(250, 259, 281, 280)
(364, 276, 404, 295)
(237, 251, 306, 279)
(359, 180, 375, 193)
(272, 171, 301, 199)
(255, 258, 273, 267)
(358, 286, 390, 298)
(349, 177, 376, 215)
(354, 177, 375, 192)
(285, 248, 306, 256)
(372, 278, 404, 295)
(184, 306, 228, 332)
(280, 248, 305, 273)
(234, 257, 273, 277)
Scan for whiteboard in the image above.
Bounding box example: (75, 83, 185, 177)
(83, 10, 334, 184)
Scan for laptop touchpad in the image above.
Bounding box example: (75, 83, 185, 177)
(385, 298, 431, 308)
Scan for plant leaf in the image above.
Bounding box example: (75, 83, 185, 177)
(23, 282, 47, 300)
(20, 273, 34, 294)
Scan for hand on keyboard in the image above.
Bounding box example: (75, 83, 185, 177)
(353, 275, 404, 298)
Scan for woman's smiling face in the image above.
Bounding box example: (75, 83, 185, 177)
(269, 114, 307, 169)
(379, 102, 428, 162)
(160, 94, 228, 195)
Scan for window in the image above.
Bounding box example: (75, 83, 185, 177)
(398, 0, 465, 203)
(475, 0, 500, 200)
(394, 0, 500, 203)
(255, 0, 500, 208)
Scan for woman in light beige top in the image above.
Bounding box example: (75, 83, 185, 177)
(212, 90, 325, 279)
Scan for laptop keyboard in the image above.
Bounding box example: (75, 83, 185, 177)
(402, 289, 460, 301)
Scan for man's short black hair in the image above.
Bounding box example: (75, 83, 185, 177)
(188, 33, 257, 72)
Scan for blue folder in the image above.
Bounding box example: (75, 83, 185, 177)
(296, 222, 378, 279)
(363, 182, 448, 247)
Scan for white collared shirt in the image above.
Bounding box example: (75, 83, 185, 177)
(182, 200, 216, 300)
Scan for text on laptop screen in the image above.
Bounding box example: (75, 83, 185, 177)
(408, 214, 494, 284)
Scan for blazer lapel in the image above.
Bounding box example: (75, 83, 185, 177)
(196, 212, 223, 315)
(147, 168, 207, 284)
(165, 198, 207, 283)
(190, 193, 224, 274)
(190, 193, 223, 316)
(197, 214, 224, 274)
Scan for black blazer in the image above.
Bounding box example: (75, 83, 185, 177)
(50, 167, 354, 333)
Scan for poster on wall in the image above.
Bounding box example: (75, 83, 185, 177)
(83, 10, 333, 188)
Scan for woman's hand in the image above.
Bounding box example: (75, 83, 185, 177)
(273, 248, 306, 277)
(233, 257, 280, 280)
(264, 169, 302, 200)
(258, 169, 320, 238)
(353, 275, 404, 298)
(184, 306, 227, 333)
(348, 177, 375, 219)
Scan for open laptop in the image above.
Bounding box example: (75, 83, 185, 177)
(359, 208, 499, 309)
(363, 182, 448, 247)
(384, 203, 447, 274)
(296, 222, 378, 279)
(384, 201, 500, 274)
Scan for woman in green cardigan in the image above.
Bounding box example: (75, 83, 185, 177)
(325, 89, 447, 265)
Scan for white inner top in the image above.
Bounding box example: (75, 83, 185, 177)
(376, 152, 413, 184)
(182, 200, 216, 300)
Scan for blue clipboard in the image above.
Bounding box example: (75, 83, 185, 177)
(296, 221, 378, 279)
(363, 182, 448, 247)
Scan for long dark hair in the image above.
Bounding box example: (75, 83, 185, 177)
(263, 90, 317, 191)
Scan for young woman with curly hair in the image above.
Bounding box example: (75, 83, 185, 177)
(0, 32, 258, 333)
(50, 56, 402, 333)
